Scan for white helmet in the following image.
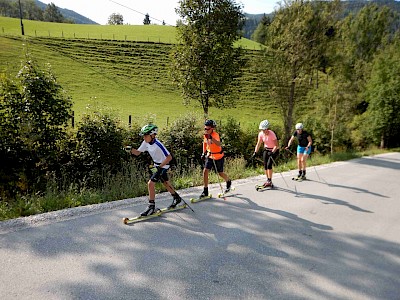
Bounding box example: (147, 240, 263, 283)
(295, 123, 304, 130)
(259, 120, 270, 130)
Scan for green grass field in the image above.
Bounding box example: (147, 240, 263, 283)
(0, 17, 264, 49)
(0, 16, 277, 129)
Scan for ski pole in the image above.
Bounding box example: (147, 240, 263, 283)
(211, 155, 226, 199)
(162, 177, 195, 213)
(285, 147, 296, 157)
(270, 154, 289, 188)
(284, 147, 300, 180)
(308, 152, 326, 184)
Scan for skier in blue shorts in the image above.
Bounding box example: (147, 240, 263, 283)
(285, 123, 313, 180)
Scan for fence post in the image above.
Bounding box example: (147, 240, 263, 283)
(71, 111, 75, 128)
(128, 115, 131, 128)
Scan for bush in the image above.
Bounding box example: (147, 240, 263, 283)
(160, 112, 203, 172)
(219, 116, 258, 160)
(0, 58, 72, 199)
(59, 110, 128, 189)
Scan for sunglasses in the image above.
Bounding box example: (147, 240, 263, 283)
(204, 127, 212, 130)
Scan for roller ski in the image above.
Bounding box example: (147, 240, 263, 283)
(123, 201, 187, 224)
(255, 181, 274, 191)
(190, 188, 212, 203)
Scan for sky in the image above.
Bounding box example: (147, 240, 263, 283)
(39, 0, 279, 25)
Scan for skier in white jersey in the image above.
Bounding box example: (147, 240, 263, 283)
(128, 124, 182, 216)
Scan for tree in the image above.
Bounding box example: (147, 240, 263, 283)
(43, 2, 64, 23)
(364, 40, 400, 148)
(251, 14, 272, 44)
(143, 13, 151, 25)
(260, 0, 340, 143)
(24, 0, 43, 21)
(171, 0, 246, 116)
(108, 12, 124, 25)
(0, 57, 72, 197)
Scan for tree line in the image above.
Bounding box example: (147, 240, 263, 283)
(171, 0, 400, 151)
(0, 0, 73, 23)
(251, 0, 400, 150)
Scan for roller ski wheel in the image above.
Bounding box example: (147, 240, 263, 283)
(190, 194, 212, 203)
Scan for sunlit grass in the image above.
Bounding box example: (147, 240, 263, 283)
(0, 16, 263, 49)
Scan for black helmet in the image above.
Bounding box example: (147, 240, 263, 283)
(204, 119, 216, 128)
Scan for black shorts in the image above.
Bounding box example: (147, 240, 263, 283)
(150, 168, 169, 182)
(204, 157, 224, 173)
(263, 149, 279, 170)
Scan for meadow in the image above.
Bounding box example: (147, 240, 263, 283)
(0, 16, 276, 129)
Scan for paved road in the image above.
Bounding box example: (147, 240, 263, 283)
(1, 153, 400, 300)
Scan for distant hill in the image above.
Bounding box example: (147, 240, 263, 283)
(341, 0, 400, 16)
(34, 0, 98, 24)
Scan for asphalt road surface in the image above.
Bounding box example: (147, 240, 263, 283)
(1, 152, 399, 300)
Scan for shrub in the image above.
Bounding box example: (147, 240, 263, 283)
(0, 58, 72, 199)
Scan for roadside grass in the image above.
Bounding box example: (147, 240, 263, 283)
(0, 148, 394, 221)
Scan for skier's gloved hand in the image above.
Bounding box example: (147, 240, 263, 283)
(124, 145, 132, 154)
(204, 134, 211, 140)
(149, 166, 158, 174)
(251, 152, 256, 159)
(267, 150, 273, 156)
(201, 153, 206, 161)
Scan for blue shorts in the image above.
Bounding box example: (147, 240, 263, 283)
(297, 146, 311, 155)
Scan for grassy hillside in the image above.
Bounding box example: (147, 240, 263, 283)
(0, 17, 278, 129)
(0, 17, 263, 49)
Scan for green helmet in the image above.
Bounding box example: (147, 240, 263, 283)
(140, 124, 158, 136)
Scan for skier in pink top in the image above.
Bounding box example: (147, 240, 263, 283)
(252, 120, 279, 188)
